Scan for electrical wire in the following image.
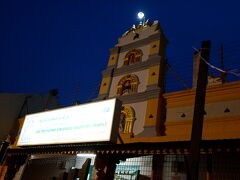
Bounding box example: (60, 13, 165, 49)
(192, 47, 240, 78)
(166, 62, 190, 89)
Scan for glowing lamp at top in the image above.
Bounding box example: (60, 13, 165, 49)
(137, 12, 144, 19)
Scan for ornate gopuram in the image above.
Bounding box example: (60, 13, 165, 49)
(97, 20, 168, 140)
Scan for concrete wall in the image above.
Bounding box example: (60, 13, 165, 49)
(0, 94, 26, 142)
(0, 93, 59, 142)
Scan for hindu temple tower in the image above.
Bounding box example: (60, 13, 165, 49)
(96, 20, 168, 140)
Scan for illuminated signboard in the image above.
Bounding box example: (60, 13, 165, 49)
(17, 98, 121, 146)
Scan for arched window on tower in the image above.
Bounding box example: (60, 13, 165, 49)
(116, 74, 139, 96)
(123, 48, 142, 66)
(119, 105, 136, 136)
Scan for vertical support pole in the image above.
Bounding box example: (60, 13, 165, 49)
(94, 154, 107, 180)
(0, 140, 10, 165)
(73, 82, 80, 105)
(94, 154, 118, 180)
(220, 44, 224, 70)
(151, 154, 164, 180)
(105, 158, 117, 180)
(220, 44, 225, 82)
(187, 40, 211, 180)
(206, 154, 212, 180)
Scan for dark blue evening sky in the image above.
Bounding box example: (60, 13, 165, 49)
(1, 0, 240, 103)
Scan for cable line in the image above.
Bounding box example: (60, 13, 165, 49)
(166, 62, 190, 89)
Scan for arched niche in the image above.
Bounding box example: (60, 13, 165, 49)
(123, 48, 143, 66)
(120, 105, 136, 135)
(116, 74, 139, 96)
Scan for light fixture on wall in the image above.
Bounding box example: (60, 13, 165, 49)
(77, 154, 96, 157)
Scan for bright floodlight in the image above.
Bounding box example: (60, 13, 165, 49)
(138, 12, 144, 19)
(77, 154, 96, 157)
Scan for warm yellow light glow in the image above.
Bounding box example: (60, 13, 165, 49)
(77, 154, 96, 157)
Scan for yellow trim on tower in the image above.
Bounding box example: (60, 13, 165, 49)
(99, 77, 111, 95)
(108, 54, 118, 67)
(144, 98, 161, 126)
(147, 65, 160, 85)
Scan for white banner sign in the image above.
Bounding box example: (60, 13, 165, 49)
(17, 98, 120, 146)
